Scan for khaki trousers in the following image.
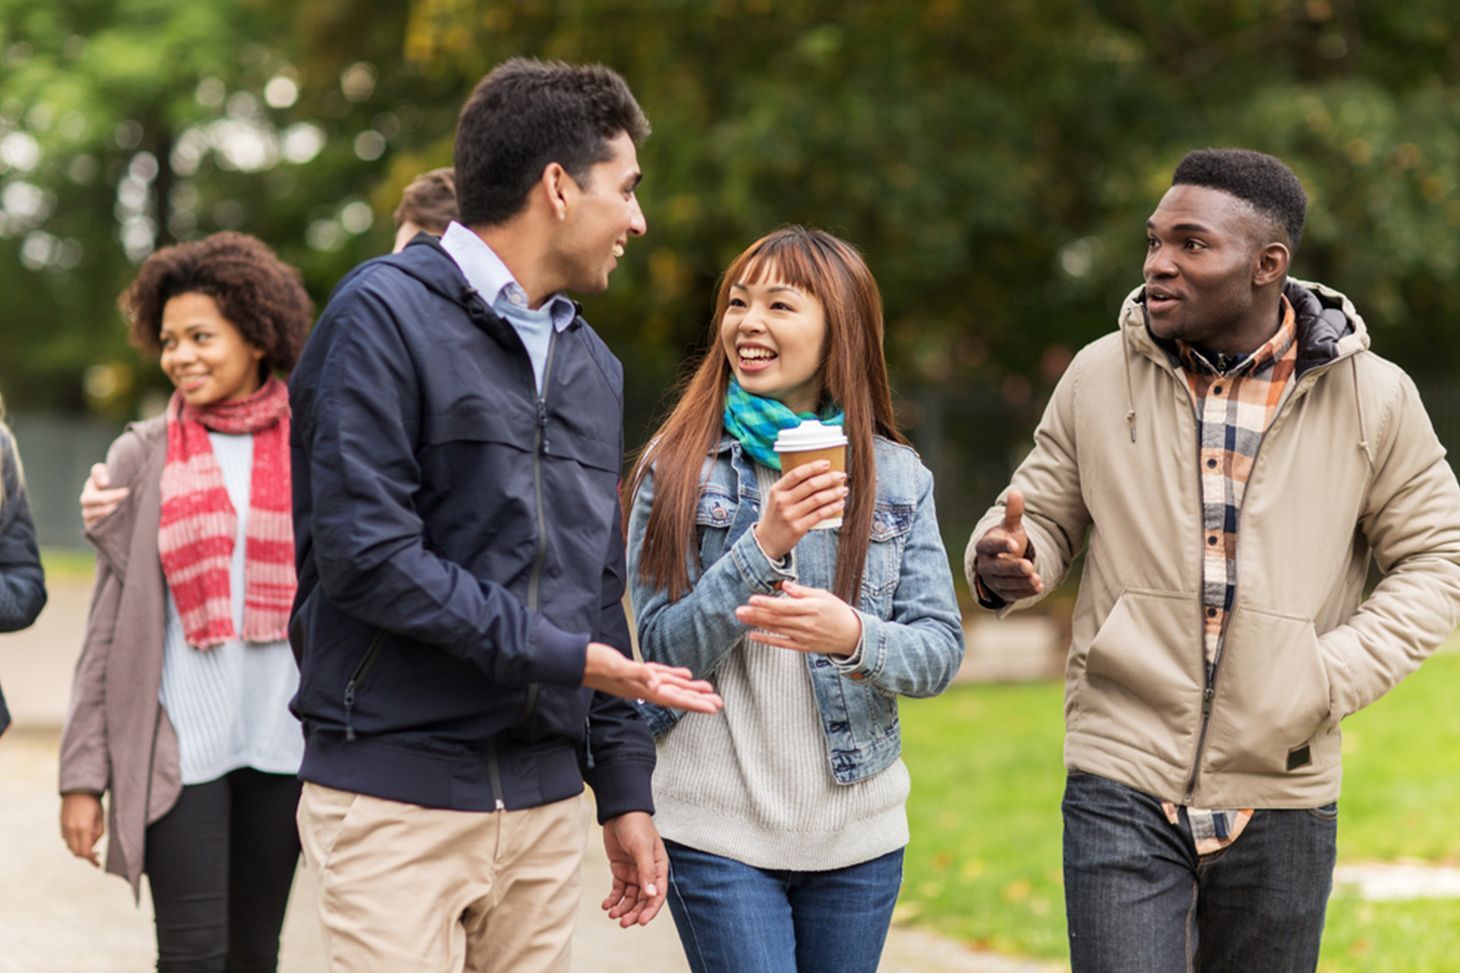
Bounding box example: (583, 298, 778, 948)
(297, 782, 590, 973)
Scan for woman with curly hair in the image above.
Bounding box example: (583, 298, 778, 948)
(59, 232, 313, 973)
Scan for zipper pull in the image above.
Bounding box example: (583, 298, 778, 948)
(1202, 686, 1214, 716)
(584, 717, 595, 770)
(343, 680, 358, 741)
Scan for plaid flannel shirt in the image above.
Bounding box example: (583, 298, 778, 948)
(1160, 295, 1299, 854)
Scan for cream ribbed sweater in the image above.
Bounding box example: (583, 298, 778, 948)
(650, 464, 909, 871)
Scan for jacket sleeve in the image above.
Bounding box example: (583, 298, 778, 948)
(0, 427, 46, 633)
(964, 351, 1092, 615)
(298, 287, 586, 689)
(1320, 370, 1460, 719)
(577, 476, 656, 822)
(626, 463, 795, 679)
(57, 427, 149, 796)
(829, 462, 966, 697)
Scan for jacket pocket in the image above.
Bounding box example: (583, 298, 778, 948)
(1203, 605, 1331, 777)
(695, 488, 739, 568)
(858, 502, 913, 615)
(1075, 588, 1204, 770)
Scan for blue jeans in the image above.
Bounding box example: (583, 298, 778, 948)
(1062, 771, 1337, 973)
(664, 840, 904, 973)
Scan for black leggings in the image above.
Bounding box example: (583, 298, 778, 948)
(144, 767, 302, 973)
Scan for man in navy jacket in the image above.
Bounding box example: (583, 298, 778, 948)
(289, 59, 721, 972)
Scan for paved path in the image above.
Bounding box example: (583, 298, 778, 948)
(0, 576, 1062, 972)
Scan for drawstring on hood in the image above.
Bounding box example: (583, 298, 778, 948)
(1352, 356, 1375, 473)
(1121, 325, 1137, 443)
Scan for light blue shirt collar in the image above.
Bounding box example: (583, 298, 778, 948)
(438, 221, 577, 332)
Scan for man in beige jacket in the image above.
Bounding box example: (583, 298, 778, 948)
(968, 148, 1460, 972)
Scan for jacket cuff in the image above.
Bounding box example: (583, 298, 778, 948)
(526, 615, 590, 687)
(730, 528, 797, 594)
(830, 610, 885, 684)
(586, 755, 656, 823)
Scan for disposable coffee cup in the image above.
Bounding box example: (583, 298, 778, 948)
(774, 419, 848, 530)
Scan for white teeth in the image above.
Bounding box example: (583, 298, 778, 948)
(740, 348, 775, 361)
(611, 244, 624, 258)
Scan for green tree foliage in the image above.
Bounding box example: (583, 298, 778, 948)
(5, 0, 1460, 428)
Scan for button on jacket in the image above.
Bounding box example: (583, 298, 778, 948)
(288, 236, 654, 822)
(967, 279, 1460, 810)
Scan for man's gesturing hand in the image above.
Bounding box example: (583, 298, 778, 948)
(601, 811, 668, 927)
(582, 642, 724, 714)
(973, 490, 1043, 602)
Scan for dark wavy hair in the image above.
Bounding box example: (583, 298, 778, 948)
(1172, 148, 1307, 250)
(119, 232, 314, 375)
(455, 58, 650, 227)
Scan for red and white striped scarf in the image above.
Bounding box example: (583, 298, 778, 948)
(158, 375, 295, 649)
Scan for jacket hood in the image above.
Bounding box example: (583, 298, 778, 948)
(350, 234, 585, 324)
(1119, 277, 1369, 375)
(1113, 277, 1370, 446)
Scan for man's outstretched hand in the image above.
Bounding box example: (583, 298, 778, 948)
(974, 489, 1043, 602)
(583, 642, 723, 714)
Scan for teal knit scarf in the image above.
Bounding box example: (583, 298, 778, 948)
(722, 379, 845, 470)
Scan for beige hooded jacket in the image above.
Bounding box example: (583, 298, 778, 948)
(967, 280, 1460, 809)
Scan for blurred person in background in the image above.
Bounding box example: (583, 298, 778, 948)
(59, 232, 313, 973)
(392, 166, 457, 252)
(625, 226, 965, 973)
(0, 396, 47, 735)
(79, 166, 461, 522)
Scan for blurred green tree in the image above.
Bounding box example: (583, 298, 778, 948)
(4, 0, 1460, 434)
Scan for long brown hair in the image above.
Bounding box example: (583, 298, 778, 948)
(628, 226, 906, 603)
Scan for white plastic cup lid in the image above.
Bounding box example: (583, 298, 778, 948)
(773, 419, 848, 451)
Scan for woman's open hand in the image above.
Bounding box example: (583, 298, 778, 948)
(752, 462, 847, 562)
(735, 581, 863, 657)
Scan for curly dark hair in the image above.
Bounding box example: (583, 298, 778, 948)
(119, 232, 314, 374)
(1172, 148, 1307, 251)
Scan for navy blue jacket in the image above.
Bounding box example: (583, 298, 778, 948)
(288, 236, 654, 821)
(0, 425, 47, 734)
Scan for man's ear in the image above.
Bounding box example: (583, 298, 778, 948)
(542, 162, 575, 221)
(1253, 241, 1291, 288)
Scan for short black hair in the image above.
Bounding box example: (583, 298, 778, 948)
(1172, 148, 1307, 251)
(454, 59, 650, 228)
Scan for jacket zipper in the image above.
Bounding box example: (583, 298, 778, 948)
(1179, 366, 1326, 803)
(485, 327, 559, 810)
(343, 629, 388, 742)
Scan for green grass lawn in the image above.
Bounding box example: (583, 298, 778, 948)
(897, 648, 1460, 970)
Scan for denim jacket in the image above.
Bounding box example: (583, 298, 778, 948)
(628, 434, 965, 784)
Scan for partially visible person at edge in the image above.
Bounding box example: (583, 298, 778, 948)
(968, 148, 1460, 973)
(78, 168, 460, 521)
(392, 166, 457, 252)
(287, 58, 723, 973)
(0, 397, 47, 735)
(626, 226, 966, 973)
(59, 232, 314, 973)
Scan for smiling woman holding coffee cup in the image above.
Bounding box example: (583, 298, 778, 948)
(625, 226, 965, 973)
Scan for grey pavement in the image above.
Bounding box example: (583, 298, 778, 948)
(0, 574, 1062, 972)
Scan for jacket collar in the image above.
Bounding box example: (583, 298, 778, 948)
(1119, 277, 1369, 379)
